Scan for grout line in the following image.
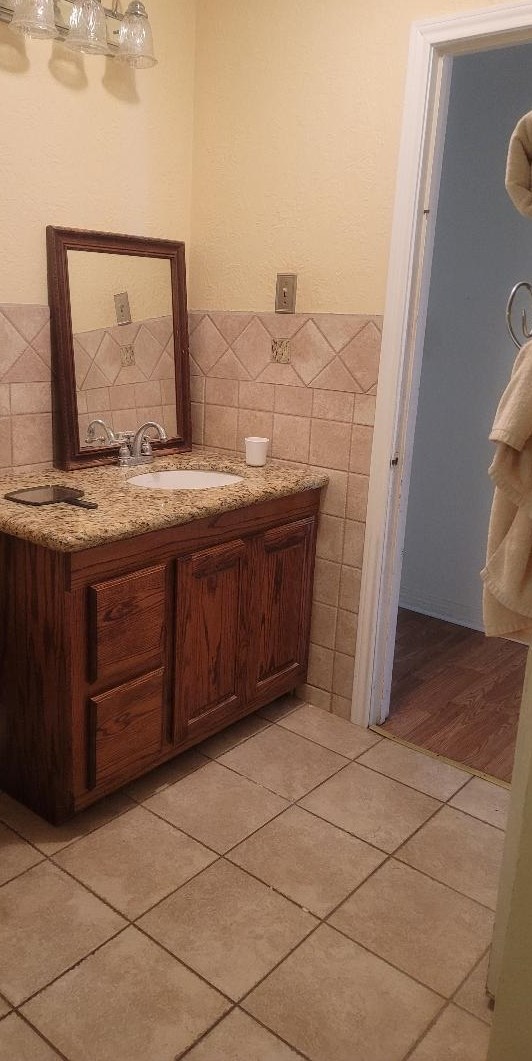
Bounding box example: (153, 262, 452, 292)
(401, 1001, 451, 1061)
(372, 725, 513, 789)
(13, 1010, 71, 1060)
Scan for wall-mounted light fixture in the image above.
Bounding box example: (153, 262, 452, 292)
(1, 0, 157, 66)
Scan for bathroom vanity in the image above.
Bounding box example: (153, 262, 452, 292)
(0, 456, 324, 823)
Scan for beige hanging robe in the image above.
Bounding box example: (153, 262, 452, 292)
(482, 339, 532, 641)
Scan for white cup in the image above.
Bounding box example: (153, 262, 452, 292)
(245, 436, 270, 466)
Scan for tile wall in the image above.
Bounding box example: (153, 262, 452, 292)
(0, 303, 382, 717)
(188, 311, 382, 717)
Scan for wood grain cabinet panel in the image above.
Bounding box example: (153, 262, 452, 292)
(88, 564, 166, 684)
(0, 489, 321, 822)
(87, 669, 165, 790)
(175, 540, 247, 742)
(248, 518, 316, 702)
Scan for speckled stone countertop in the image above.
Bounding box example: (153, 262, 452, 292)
(0, 449, 327, 552)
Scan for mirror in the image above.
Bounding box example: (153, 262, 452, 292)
(47, 227, 191, 470)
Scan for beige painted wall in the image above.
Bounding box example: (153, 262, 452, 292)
(68, 251, 172, 332)
(188, 0, 508, 314)
(0, 0, 196, 305)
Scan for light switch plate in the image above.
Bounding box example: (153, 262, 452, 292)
(275, 273, 297, 314)
(114, 291, 132, 326)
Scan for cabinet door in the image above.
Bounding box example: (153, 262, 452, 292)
(174, 539, 248, 742)
(248, 517, 316, 702)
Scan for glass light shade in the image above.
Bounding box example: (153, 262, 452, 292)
(65, 0, 110, 55)
(116, 1, 157, 68)
(10, 0, 57, 39)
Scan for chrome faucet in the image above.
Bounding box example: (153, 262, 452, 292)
(118, 421, 167, 467)
(85, 419, 118, 445)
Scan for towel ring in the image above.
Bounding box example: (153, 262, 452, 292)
(506, 281, 532, 348)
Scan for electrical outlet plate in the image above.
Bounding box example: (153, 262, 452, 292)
(271, 338, 291, 363)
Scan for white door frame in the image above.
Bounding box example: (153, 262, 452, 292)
(351, 1, 532, 728)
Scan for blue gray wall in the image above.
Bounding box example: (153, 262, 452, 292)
(400, 43, 532, 630)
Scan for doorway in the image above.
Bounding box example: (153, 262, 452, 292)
(351, 4, 532, 779)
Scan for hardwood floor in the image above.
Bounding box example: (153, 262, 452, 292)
(381, 609, 528, 783)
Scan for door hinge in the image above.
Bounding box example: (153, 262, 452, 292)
(390, 455, 399, 467)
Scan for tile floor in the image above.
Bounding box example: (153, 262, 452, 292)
(0, 697, 508, 1060)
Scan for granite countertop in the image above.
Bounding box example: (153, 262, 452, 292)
(0, 449, 327, 552)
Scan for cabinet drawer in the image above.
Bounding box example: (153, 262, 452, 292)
(87, 669, 165, 790)
(88, 564, 166, 684)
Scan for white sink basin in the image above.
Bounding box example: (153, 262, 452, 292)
(127, 470, 244, 490)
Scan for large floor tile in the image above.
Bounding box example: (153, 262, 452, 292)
(139, 859, 316, 1001)
(454, 955, 493, 1025)
(329, 860, 493, 996)
(22, 927, 229, 1061)
(0, 1014, 60, 1060)
(0, 862, 124, 1005)
(185, 1009, 301, 1060)
(0, 822, 43, 885)
(144, 761, 287, 853)
(258, 695, 304, 721)
(0, 997, 9, 1019)
(277, 703, 382, 758)
(397, 807, 504, 909)
(409, 1004, 490, 1060)
(198, 714, 270, 758)
(228, 805, 385, 917)
(54, 805, 216, 918)
(124, 748, 208, 803)
(449, 777, 510, 830)
(218, 726, 348, 800)
(357, 739, 469, 800)
(299, 762, 440, 852)
(0, 791, 134, 856)
(243, 924, 442, 1061)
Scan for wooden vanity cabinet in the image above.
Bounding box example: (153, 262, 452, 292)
(0, 489, 320, 823)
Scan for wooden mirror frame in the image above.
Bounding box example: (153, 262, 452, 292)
(46, 226, 192, 471)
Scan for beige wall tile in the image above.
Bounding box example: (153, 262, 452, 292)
(191, 402, 204, 445)
(134, 381, 162, 407)
(313, 314, 368, 352)
(11, 414, 52, 466)
(289, 320, 335, 384)
(0, 384, 10, 416)
(232, 318, 273, 379)
(210, 349, 251, 380)
(312, 389, 354, 422)
(310, 601, 338, 650)
(339, 565, 362, 613)
(209, 311, 254, 344)
(204, 405, 237, 450)
(239, 381, 275, 411)
(237, 410, 273, 452)
(272, 413, 310, 462)
(259, 313, 309, 339)
(354, 394, 376, 425)
(189, 374, 205, 403)
(135, 406, 165, 427)
(350, 424, 374, 473)
(189, 316, 227, 373)
(316, 514, 344, 563)
(332, 694, 352, 719)
(333, 651, 355, 699)
(340, 322, 381, 391)
(335, 609, 359, 655)
(310, 420, 351, 471)
(2, 348, 50, 384)
(312, 467, 347, 518)
(110, 384, 136, 410)
(9, 382, 51, 415)
(346, 473, 369, 521)
(0, 418, 12, 468)
(205, 377, 238, 406)
(86, 387, 111, 413)
(343, 520, 365, 567)
(307, 643, 335, 690)
(310, 357, 360, 393)
(313, 558, 341, 607)
(274, 385, 313, 416)
(297, 684, 332, 711)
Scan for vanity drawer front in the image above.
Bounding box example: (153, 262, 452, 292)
(88, 564, 167, 685)
(87, 669, 165, 790)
